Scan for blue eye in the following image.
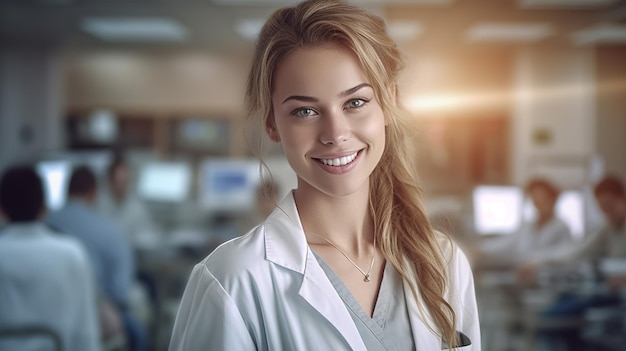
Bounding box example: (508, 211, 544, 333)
(293, 108, 316, 118)
(347, 99, 367, 109)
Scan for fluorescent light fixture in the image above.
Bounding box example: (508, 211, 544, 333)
(572, 24, 626, 45)
(234, 19, 266, 41)
(81, 17, 188, 42)
(387, 21, 423, 42)
(519, 0, 618, 8)
(466, 23, 553, 43)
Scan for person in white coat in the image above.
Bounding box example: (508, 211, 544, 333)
(169, 0, 480, 350)
(479, 178, 573, 268)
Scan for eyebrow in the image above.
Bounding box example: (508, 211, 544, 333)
(281, 83, 372, 104)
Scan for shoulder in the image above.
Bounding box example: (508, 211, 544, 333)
(197, 224, 269, 284)
(42, 230, 91, 264)
(432, 231, 473, 279)
(434, 232, 466, 263)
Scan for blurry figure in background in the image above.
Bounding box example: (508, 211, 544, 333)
(0, 165, 101, 351)
(99, 154, 160, 249)
(520, 175, 626, 283)
(478, 178, 573, 268)
(514, 176, 626, 350)
(46, 166, 148, 351)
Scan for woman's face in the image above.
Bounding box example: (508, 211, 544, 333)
(269, 45, 387, 199)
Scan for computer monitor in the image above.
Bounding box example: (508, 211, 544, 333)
(137, 161, 192, 203)
(473, 185, 524, 235)
(199, 159, 261, 212)
(36, 160, 73, 211)
(523, 190, 585, 240)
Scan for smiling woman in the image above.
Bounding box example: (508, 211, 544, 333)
(168, 1, 480, 350)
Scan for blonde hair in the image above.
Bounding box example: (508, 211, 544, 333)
(245, 0, 458, 347)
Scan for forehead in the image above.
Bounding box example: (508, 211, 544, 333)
(272, 45, 370, 97)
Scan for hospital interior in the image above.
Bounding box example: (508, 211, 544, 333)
(1, 0, 626, 350)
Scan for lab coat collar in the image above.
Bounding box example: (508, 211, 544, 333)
(263, 191, 367, 350)
(263, 191, 308, 273)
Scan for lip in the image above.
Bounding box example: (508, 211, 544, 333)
(313, 149, 363, 175)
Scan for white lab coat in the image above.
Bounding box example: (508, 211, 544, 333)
(481, 217, 573, 265)
(170, 192, 480, 350)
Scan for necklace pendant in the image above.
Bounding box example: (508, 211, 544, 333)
(364, 274, 371, 282)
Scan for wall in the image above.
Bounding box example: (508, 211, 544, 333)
(64, 49, 249, 116)
(0, 48, 64, 171)
(596, 46, 626, 181)
(512, 45, 596, 188)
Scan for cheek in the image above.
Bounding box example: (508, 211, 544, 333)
(363, 111, 387, 142)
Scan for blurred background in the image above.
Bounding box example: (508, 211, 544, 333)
(1, 0, 626, 350)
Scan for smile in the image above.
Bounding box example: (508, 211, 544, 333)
(318, 152, 358, 167)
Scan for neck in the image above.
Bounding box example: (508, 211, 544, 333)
(535, 213, 553, 229)
(295, 185, 373, 256)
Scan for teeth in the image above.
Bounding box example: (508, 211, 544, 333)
(320, 152, 358, 166)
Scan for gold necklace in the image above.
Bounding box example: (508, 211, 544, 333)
(309, 232, 376, 282)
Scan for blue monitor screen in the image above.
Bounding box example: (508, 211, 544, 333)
(199, 159, 260, 212)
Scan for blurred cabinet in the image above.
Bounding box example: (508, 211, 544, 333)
(414, 115, 510, 194)
(65, 111, 241, 158)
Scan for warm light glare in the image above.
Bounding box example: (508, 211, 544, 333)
(404, 91, 510, 113)
(404, 82, 599, 114)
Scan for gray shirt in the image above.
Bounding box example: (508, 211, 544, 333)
(315, 254, 416, 351)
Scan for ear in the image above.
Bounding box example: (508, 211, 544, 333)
(266, 118, 281, 143)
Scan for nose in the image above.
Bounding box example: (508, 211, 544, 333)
(319, 111, 351, 145)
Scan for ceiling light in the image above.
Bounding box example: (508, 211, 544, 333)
(466, 23, 553, 43)
(572, 24, 626, 45)
(81, 17, 188, 42)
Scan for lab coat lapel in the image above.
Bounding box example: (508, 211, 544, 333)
(264, 192, 366, 351)
(298, 251, 367, 351)
(403, 273, 442, 350)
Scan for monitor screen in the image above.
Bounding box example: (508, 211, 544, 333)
(36, 160, 72, 211)
(137, 161, 192, 202)
(523, 190, 585, 240)
(199, 159, 260, 212)
(473, 185, 524, 235)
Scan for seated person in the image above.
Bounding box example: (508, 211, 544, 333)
(516, 175, 626, 349)
(478, 178, 574, 268)
(47, 165, 147, 351)
(99, 154, 160, 249)
(520, 175, 626, 283)
(0, 165, 100, 351)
